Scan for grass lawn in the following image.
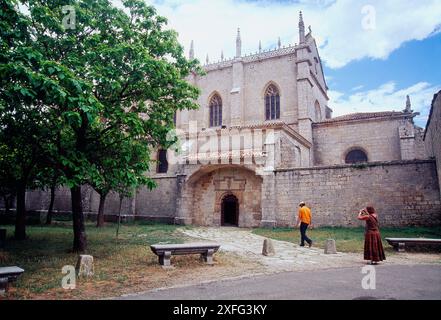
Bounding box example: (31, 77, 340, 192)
(253, 226, 441, 253)
(0, 221, 212, 299)
(2, 222, 440, 299)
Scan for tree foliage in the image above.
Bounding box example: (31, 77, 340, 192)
(0, 0, 201, 250)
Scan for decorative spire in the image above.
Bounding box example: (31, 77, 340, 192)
(404, 95, 413, 113)
(308, 25, 312, 34)
(236, 27, 242, 58)
(259, 40, 262, 53)
(221, 50, 224, 61)
(278, 37, 281, 49)
(299, 11, 305, 44)
(189, 40, 194, 60)
(206, 54, 209, 65)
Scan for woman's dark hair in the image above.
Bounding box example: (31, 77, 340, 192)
(366, 206, 376, 214)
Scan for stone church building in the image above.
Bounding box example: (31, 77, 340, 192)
(20, 13, 441, 227)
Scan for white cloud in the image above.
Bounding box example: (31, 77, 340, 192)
(133, 1, 441, 127)
(329, 82, 441, 128)
(351, 85, 364, 91)
(313, 0, 441, 68)
(143, 0, 441, 69)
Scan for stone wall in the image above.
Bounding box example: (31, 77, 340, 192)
(21, 178, 177, 223)
(425, 90, 441, 197)
(313, 118, 403, 165)
(135, 176, 178, 220)
(242, 56, 299, 125)
(178, 36, 328, 132)
(274, 160, 441, 227)
(4, 161, 440, 228)
(178, 53, 302, 130)
(23, 187, 125, 217)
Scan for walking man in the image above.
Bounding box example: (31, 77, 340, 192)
(296, 201, 313, 247)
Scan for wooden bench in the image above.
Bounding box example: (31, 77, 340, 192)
(150, 243, 220, 267)
(385, 238, 441, 252)
(0, 266, 25, 293)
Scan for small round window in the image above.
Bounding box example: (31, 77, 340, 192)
(345, 149, 368, 164)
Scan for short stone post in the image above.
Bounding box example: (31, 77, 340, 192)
(324, 239, 337, 254)
(76, 255, 94, 278)
(262, 238, 275, 256)
(0, 277, 8, 295)
(39, 212, 47, 225)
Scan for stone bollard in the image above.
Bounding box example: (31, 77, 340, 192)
(39, 212, 47, 225)
(262, 238, 275, 256)
(76, 255, 94, 278)
(0, 277, 7, 295)
(324, 239, 337, 254)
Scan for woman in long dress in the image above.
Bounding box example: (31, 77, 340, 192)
(358, 206, 386, 265)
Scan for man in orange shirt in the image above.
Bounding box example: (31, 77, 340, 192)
(296, 201, 313, 247)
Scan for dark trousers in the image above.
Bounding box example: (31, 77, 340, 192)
(300, 222, 312, 246)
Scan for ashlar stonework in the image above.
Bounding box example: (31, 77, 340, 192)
(13, 13, 441, 228)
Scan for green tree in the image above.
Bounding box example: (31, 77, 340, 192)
(89, 132, 156, 228)
(0, 0, 99, 239)
(14, 0, 200, 251)
(35, 165, 64, 225)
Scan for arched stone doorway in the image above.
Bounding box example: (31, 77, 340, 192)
(221, 194, 239, 226)
(179, 165, 262, 227)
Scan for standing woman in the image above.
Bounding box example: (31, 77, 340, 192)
(358, 206, 386, 265)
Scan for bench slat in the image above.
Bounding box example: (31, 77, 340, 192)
(0, 266, 25, 277)
(385, 238, 441, 252)
(385, 238, 441, 243)
(151, 243, 220, 250)
(151, 243, 220, 255)
(150, 243, 221, 267)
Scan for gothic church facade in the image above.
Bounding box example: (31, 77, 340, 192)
(21, 13, 441, 227)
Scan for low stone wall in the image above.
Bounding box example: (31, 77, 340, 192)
(1, 161, 440, 228)
(273, 160, 441, 227)
(2, 177, 179, 224)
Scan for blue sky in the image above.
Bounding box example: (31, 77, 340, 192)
(325, 32, 441, 127)
(139, 0, 441, 127)
(325, 33, 441, 93)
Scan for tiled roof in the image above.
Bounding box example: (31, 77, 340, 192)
(323, 111, 406, 122)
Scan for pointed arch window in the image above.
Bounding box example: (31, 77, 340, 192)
(156, 149, 168, 173)
(209, 94, 222, 127)
(265, 84, 280, 120)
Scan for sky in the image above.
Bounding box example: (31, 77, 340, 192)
(139, 0, 441, 128)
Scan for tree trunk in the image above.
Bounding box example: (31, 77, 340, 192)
(3, 195, 10, 214)
(14, 182, 26, 240)
(71, 186, 87, 253)
(46, 184, 56, 225)
(116, 195, 123, 239)
(96, 193, 107, 228)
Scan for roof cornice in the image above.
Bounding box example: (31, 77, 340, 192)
(202, 43, 308, 72)
(313, 112, 414, 127)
